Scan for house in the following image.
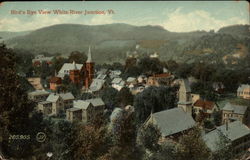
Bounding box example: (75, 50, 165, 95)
(203, 121, 250, 154)
(49, 76, 62, 91)
(28, 90, 50, 102)
(178, 79, 193, 115)
(46, 93, 64, 115)
(146, 73, 173, 87)
(137, 75, 147, 84)
(126, 77, 137, 86)
(85, 98, 105, 116)
(213, 82, 225, 93)
(43, 92, 74, 115)
(89, 78, 106, 93)
(66, 98, 105, 123)
(222, 102, 248, 125)
(112, 77, 125, 91)
(237, 84, 250, 99)
(60, 92, 75, 109)
(37, 101, 52, 115)
(66, 100, 92, 122)
(32, 55, 53, 67)
(193, 99, 219, 119)
(109, 70, 122, 79)
(27, 77, 44, 90)
(145, 107, 196, 140)
(191, 94, 200, 104)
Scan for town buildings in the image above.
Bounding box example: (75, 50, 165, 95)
(193, 99, 219, 119)
(237, 84, 250, 99)
(222, 102, 248, 125)
(32, 55, 53, 67)
(66, 98, 105, 123)
(145, 107, 196, 140)
(51, 46, 95, 89)
(203, 121, 250, 154)
(28, 90, 50, 103)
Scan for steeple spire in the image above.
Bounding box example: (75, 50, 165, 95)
(86, 46, 92, 63)
(73, 61, 77, 70)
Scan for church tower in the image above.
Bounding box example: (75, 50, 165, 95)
(85, 46, 95, 89)
(178, 79, 193, 115)
(69, 61, 80, 84)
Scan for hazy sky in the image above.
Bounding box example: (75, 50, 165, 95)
(0, 1, 249, 32)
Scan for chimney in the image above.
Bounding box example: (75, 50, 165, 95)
(226, 119, 229, 131)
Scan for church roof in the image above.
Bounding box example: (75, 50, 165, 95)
(149, 107, 195, 137)
(58, 62, 83, 78)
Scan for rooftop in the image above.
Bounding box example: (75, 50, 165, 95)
(150, 107, 195, 137)
(85, 98, 105, 107)
(193, 99, 215, 110)
(28, 90, 50, 96)
(222, 102, 248, 115)
(74, 100, 91, 110)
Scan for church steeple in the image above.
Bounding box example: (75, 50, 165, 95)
(85, 46, 94, 89)
(86, 46, 92, 63)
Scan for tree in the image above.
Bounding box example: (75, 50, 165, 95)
(176, 127, 210, 160)
(116, 87, 134, 108)
(100, 87, 118, 110)
(73, 123, 111, 160)
(134, 86, 177, 124)
(0, 44, 42, 158)
(68, 51, 87, 64)
(138, 123, 161, 152)
(137, 57, 163, 75)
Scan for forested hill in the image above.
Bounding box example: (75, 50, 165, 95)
(3, 23, 250, 64)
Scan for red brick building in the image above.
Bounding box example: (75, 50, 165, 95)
(49, 77, 62, 91)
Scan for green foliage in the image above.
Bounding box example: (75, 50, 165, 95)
(67, 51, 87, 63)
(116, 87, 134, 108)
(138, 123, 161, 152)
(134, 86, 177, 123)
(100, 87, 118, 110)
(176, 127, 210, 160)
(137, 57, 163, 75)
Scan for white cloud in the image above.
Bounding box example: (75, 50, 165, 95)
(0, 13, 81, 31)
(162, 8, 248, 32)
(89, 14, 114, 25)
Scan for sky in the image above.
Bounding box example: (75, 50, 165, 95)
(0, 1, 249, 32)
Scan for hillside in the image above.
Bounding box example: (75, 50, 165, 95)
(4, 23, 250, 64)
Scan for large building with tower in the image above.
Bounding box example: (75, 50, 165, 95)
(50, 46, 95, 91)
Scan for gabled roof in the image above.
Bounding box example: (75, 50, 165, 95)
(126, 77, 136, 83)
(96, 74, 107, 80)
(58, 62, 83, 77)
(28, 90, 50, 96)
(59, 92, 75, 100)
(237, 84, 250, 92)
(202, 129, 228, 152)
(112, 77, 123, 84)
(150, 107, 195, 137)
(222, 102, 248, 115)
(217, 121, 250, 141)
(85, 98, 105, 107)
(89, 79, 105, 92)
(193, 99, 215, 110)
(74, 100, 91, 110)
(46, 94, 60, 102)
